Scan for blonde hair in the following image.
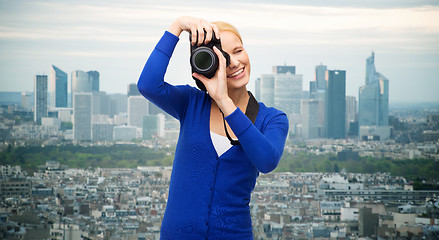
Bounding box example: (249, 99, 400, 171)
(212, 21, 242, 43)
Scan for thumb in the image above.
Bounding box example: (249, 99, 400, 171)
(192, 72, 210, 87)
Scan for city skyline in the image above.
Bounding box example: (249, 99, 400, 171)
(1, 0, 438, 103)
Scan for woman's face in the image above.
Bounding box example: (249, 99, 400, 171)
(221, 31, 250, 90)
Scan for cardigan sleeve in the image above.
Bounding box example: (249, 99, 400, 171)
(225, 107, 289, 173)
(137, 31, 190, 120)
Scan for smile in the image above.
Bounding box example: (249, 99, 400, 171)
(228, 68, 244, 78)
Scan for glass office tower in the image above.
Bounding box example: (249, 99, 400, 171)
(359, 52, 389, 127)
(34, 75, 48, 124)
(50, 65, 68, 108)
(325, 70, 346, 139)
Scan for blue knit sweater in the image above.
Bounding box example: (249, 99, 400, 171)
(137, 31, 289, 240)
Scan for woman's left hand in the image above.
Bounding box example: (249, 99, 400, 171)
(192, 47, 236, 116)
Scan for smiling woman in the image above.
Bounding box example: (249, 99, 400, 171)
(137, 16, 289, 239)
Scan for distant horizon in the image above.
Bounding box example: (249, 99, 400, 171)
(1, 90, 438, 107)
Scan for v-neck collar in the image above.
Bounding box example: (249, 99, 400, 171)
(206, 96, 237, 158)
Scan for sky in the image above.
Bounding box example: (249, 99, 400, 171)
(0, 0, 438, 103)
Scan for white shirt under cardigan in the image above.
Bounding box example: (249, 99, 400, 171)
(210, 131, 232, 157)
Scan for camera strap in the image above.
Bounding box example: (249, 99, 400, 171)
(219, 91, 259, 146)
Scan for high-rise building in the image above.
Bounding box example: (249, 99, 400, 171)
(359, 52, 389, 127)
(72, 70, 91, 105)
(143, 114, 165, 140)
(128, 83, 141, 97)
(315, 64, 327, 91)
(325, 70, 346, 139)
(258, 74, 275, 107)
(34, 75, 48, 124)
(92, 123, 114, 142)
(108, 93, 127, 117)
(21, 92, 33, 111)
(346, 96, 357, 124)
(254, 77, 261, 101)
(346, 96, 358, 137)
(57, 108, 72, 122)
(87, 71, 100, 92)
(258, 66, 302, 115)
(272, 65, 295, 74)
(128, 96, 149, 128)
(274, 73, 302, 115)
(113, 125, 137, 141)
(72, 70, 94, 92)
(92, 92, 109, 115)
(50, 65, 68, 108)
(306, 64, 328, 137)
(301, 99, 321, 139)
(73, 93, 92, 141)
(71, 70, 99, 106)
(358, 52, 390, 140)
(309, 81, 317, 99)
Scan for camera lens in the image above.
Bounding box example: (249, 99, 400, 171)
(194, 51, 213, 70)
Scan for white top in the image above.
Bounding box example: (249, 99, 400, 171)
(210, 131, 232, 157)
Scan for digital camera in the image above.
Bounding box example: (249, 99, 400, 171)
(190, 31, 230, 91)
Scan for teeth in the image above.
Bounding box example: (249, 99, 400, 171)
(229, 69, 243, 77)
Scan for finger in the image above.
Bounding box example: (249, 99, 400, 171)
(190, 25, 197, 46)
(197, 24, 205, 46)
(193, 72, 208, 81)
(203, 23, 213, 44)
(210, 23, 221, 40)
(192, 73, 210, 89)
(213, 46, 226, 69)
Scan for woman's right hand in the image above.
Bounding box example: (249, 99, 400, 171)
(168, 16, 220, 46)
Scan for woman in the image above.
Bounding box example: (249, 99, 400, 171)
(137, 16, 289, 240)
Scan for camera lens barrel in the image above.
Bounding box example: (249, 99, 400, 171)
(190, 31, 230, 91)
(191, 47, 218, 78)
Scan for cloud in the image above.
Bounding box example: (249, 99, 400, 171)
(0, 26, 158, 43)
(1, 0, 438, 102)
(1, 1, 438, 53)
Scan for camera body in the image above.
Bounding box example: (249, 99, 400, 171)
(190, 32, 230, 92)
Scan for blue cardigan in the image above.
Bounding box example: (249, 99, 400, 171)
(138, 31, 289, 240)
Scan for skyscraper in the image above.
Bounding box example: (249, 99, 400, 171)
(143, 114, 165, 140)
(309, 81, 317, 99)
(305, 63, 327, 138)
(21, 92, 33, 111)
(346, 96, 358, 136)
(73, 93, 92, 141)
(258, 66, 302, 115)
(72, 70, 91, 105)
(92, 123, 114, 142)
(127, 83, 141, 97)
(108, 93, 127, 117)
(272, 65, 295, 74)
(128, 96, 149, 128)
(34, 75, 48, 124)
(92, 92, 109, 115)
(50, 65, 68, 108)
(274, 73, 302, 115)
(87, 71, 100, 92)
(301, 99, 320, 139)
(315, 64, 327, 90)
(258, 74, 275, 107)
(71, 70, 99, 107)
(346, 96, 357, 125)
(325, 70, 346, 139)
(358, 52, 390, 140)
(254, 77, 261, 100)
